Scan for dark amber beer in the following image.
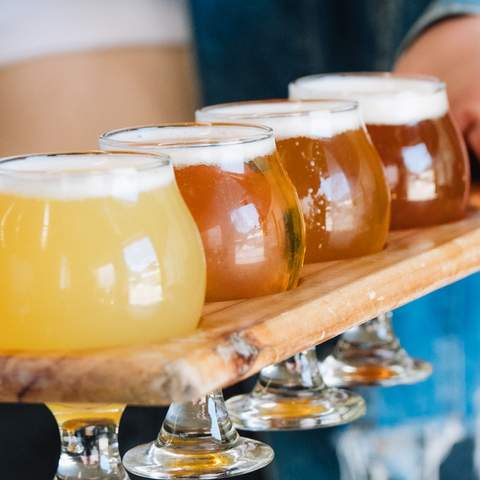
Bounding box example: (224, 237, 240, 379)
(290, 73, 470, 229)
(100, 123, 305, 301)
(197, 100, 390, 263)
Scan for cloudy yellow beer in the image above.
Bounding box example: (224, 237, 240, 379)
(0, 152, 206, 351)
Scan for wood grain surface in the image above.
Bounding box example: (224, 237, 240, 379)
(2, 206, 480, 406)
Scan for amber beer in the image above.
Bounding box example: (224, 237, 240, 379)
(290, 73, 470, 229)
(100, 123, 305, 301)
(197, 100, 390, 263)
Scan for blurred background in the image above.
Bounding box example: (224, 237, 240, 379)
(1, 1, 480, 479)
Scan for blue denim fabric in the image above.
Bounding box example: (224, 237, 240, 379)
(403, 0, 480, 49)
(189, 0, 480, 105)
(247, 275, 480, 480)
(188, 2, 480, 479)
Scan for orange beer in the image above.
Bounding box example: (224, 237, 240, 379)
(290, 73, 470, 229)
(197, 100, 390, 263)
(100, 123, 305, 301)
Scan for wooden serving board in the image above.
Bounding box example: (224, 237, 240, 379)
(2, 205, 480, 406)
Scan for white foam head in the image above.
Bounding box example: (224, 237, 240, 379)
(196, 100, 362, 139)
(0, 152, 173, 200)
(289, 74, 449, 125)
(99, 124, 276, 167)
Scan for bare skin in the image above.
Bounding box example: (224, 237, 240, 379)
(0, 46, 199, 156)
(3, 15, 479, 158)
(396, 15, 480, 158)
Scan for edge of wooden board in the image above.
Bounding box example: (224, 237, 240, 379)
(1, 209, 480, 405)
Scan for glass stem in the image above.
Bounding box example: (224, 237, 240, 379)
(339, 311, 399, 348)
(157, 390, 239, 451)
(50, 405, 129, 480)
(256, 347, 326, 394)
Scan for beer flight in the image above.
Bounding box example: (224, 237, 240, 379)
(0, 73, 470, 479)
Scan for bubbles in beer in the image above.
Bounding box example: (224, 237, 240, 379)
(196, 100, 390, 262)
(289, 73, 469, 229)
(100, 123, 305, 301)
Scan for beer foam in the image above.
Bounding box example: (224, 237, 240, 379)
(0, 153, 173, 200)
(289, 75, 449, 125)
(99, 125, 276, 167)
(196, 100, 362, 139)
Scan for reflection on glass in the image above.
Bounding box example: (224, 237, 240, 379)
(402, 143, 435, 201)
(196, 99, 390, 432)
(0, 151, 206, 480)
(123, 237, 163, 307)
(100, 123, 305, 479)
(290, 72, 469, 229)
(101, 123, 305, 304)
(290, 72, 470, 388)
(266, 279, 480, 479)
(230, 203, 266, 265)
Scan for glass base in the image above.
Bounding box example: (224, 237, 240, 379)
(123, 437, 274, 479)
(321, 349, 432, 387)
(321, 313, 433, 387)
(226, 387, 366, 431)
(54, 466, 129, 480)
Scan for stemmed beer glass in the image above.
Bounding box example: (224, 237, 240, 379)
(0, 151, 206, 479)
(100, 123, 306, 478)
(196, 99, 391, 430)
(290, 73, 470, 386)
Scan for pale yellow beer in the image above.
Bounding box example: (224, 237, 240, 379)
(0, 152, 206, 351)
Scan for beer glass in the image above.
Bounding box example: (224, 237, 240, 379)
(197, 99, 391, 430)
(100, 123, 305, 478)
(0, 151, 206, 479)
(290, 72, 470, 386)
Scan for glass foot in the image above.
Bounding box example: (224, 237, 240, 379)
(321, 350, 432, 387)
(123, 437, 273, 479)
(123, 391, 273, 479)
(321, 313, 432, 387)
(226, 348, 365, 431)
(226, 387, 365, 431)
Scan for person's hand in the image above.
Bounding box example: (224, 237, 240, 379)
(395, 15, 480, 159)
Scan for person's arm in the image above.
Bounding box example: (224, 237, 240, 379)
(395, 0, 480, 157)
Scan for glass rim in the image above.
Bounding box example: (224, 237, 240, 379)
(0, 150, 171, 178)
(197, 98, 359, 120)
(291, 71, 446, 94)
(99, 122, 274, 150)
